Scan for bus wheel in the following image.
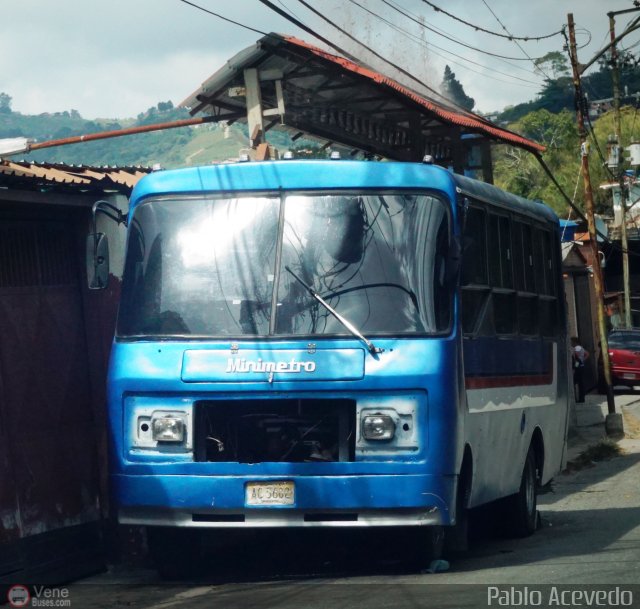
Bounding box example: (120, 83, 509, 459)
(147, 527, 204, 580)
(504, 446, 538, 537)
(405, 526, 444, 571)
(445, 473, 471, 555)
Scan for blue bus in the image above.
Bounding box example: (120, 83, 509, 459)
(97, 159, 569, 575)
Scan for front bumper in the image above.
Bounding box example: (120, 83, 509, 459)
(113, 473, 455, 527)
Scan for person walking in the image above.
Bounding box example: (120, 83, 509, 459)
(571, 336, 589, 403)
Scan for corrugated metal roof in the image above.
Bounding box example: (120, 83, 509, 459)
(0, 160, 151, 193)
(282, 36, 544, 154)
(181, 33, 544, 158)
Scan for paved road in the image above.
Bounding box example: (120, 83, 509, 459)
(68, 429, 640, 609)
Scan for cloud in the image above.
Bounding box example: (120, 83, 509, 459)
(1, 0, 637, 118)
(1, 0, 285, 117)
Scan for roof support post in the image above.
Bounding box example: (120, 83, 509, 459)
(450, 129, 465, 174)
(409, 115, 425, 162)
(480, 140, 494, 184)
(244, 68, 264, 148)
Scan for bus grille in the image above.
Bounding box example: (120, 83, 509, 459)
(193, 398, 356, 463)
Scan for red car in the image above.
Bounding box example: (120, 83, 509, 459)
(607, 329, 640, 388)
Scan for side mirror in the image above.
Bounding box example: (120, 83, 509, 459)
(86, 233, 110, 289)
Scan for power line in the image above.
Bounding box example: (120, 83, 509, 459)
(631, 96, 640, 140)
(344, 0, 541, 89)
(585, 111, 617, 181)
(383, 0, 541, 78)
(178, 0, 499, 121)
(380, 0, 549, 63)
(265, 0, 475, 113)
(255, 0, 359, 62)
(480, 0, 553, 81)
(559, 26, 616, 181)
(421, 0, 562, 42)
(274, 0, 305, 24)
(535, 153, 640, 258)
(177, 0, 268, 36)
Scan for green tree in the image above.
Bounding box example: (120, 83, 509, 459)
(157, 100, 174, 112)
(493, 109, 579, 213)
(441, 65, 475, 111)
(498, 47, 640, 123)
(493, 105, 640, 215)
(537, 76, 574, 114)
(533, 51, 570, 80)
(0, 92, 12, 114)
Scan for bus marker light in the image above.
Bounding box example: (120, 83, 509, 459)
(362, 415, 396, 440)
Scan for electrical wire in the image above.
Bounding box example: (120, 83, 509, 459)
(631, 95, 640, 140)
(344, 0, 541, 89)
(580, 14, 640, 75)
(622, 12, 640, 42)
(268, 0, 476, 113)
(480, 0, 553, 81)
(379, 0, 549, 62)
(556, 17, 640, 260)
(621, 38, 640, 53)
(560, 23, 614, 182)
(175, 0, 623, 255)
(535, 154, 640, 258)
(585, 117, 617, 181)
(560, 166, 582, 242)
(420, 0, 562, 42)
(177, 0, 269, 35)
(571, 165, 583, 205)
(274, 0, 305, 23)
(384, 0, 540, 78)
(574, 28, 593, 51)
(256, 0, 360, 62)
(178, 0, 525, 139)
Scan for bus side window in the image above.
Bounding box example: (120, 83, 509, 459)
(513, 221, 539, 336)
(461, 207, 487, 286)
(488, 212, 516, 335)
(536, 228, 558, 337)
(461, 206, 490, 335)
(487, 213, 513, 289)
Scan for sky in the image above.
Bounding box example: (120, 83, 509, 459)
(2, 0, 639, 120)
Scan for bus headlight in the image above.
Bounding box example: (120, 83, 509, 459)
(152, 415, 185, 442)
(362, 414, 396, 440)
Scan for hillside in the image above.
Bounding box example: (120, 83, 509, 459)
(0, 101, 302, 168)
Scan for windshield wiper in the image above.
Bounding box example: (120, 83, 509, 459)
(285, 266, 384, 356)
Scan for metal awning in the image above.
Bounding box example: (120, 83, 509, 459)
(0, 160, 151, 193)
(181, 33, 543, 167)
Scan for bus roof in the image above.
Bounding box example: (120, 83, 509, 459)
(129, 160, 558, 226)
(452, 172, 558, 225)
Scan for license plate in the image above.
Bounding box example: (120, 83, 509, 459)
(245, 481, 295, 506)
(623, 373, 637, 380)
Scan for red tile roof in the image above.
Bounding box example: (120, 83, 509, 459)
(282, 35, 545, 154)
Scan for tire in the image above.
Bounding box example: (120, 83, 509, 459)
(503, 446, 538, 537)
(405, 526, 444, 571)
(147, 527, 204, 580)
(444, 470, 471, 555)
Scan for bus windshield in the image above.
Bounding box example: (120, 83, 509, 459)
(117, 191, 452, 338)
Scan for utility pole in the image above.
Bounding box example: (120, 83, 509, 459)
(567, 14, 620, 432)
(610, 11, 632, 328)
